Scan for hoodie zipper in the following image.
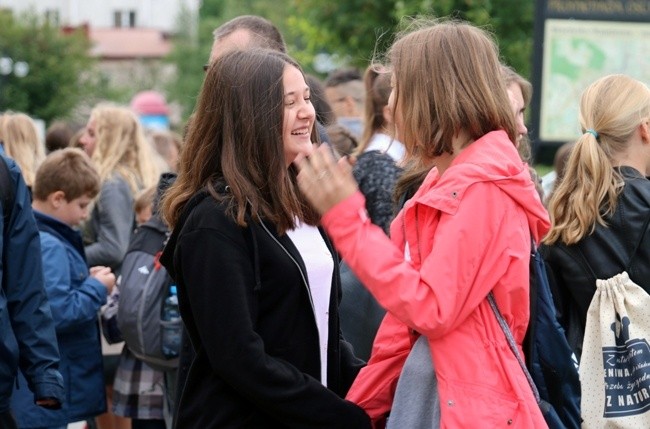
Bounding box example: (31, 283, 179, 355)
(258, 221, 316, 315)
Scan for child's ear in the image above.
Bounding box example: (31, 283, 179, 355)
(50, 190, 67, 208)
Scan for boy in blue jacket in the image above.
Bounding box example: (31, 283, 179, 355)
(11, 148, 115, 429)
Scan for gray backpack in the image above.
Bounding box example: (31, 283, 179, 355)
(116, 216, 179, 371)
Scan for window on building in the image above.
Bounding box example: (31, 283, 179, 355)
(114, 10, 137, 28)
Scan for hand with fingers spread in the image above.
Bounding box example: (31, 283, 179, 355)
(295, 144, 359, 215)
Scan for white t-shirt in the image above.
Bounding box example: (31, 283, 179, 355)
(286, 222, 334, 386)
(366, 132, 406, 163)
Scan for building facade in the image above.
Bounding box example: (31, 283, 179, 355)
(0, 0, 200, 34)
(1, 0, 199, 125)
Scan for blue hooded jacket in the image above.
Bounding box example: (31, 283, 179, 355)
(11, 210, 107, 426)
(0, 153, 64, 413)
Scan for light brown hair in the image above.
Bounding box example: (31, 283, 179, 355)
(162, 49, 319, 232)
(326, 123, 358, 157)
(134, 185, 156, 215)
(544, 74, 650, 245)
(501, 64, 532, 108)
(45, 121, 75, 154)
(356, 65, 393, 155)
(148, 130, 183, 172)
(389, 20, 517, 160)
(501, 63, 533, 161)
(32, 148, 100, 201)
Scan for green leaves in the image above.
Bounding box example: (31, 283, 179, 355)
(162, 0, 534, 127)
(0, 12, 93, 122)
(289, 0, 534, 79)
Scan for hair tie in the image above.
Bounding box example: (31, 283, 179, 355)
(585, 129, 599, 139)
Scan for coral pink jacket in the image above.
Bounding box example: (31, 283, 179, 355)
(322, 131, 550, 428)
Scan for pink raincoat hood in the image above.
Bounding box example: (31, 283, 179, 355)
(411, 130, 549, 243)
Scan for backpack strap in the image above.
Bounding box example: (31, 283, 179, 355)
(523, 237, 538, 368)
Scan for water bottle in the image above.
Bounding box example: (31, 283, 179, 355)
(161, 285, 181, 358)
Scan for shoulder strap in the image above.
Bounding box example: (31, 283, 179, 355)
(488, 291, 541, 403)
(523, 238, 538, 367)
(0, 156, 15, 235)
(489, 233, 542, 403)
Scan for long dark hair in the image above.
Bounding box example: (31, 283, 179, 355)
(163, 49, 319, 233)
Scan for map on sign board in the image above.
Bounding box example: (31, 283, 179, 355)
(540, 19, 650, 142)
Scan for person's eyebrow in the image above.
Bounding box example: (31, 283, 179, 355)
(284, 86, 310, 97)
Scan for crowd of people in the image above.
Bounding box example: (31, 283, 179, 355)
(1, 12, 649, 429)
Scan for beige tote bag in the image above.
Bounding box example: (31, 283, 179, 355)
(580, 272, 650, 428)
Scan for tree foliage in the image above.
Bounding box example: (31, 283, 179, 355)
(290, 0, 534, 78)
(0, 11, 94, 122)
(165, 0, 534, 125)
(290, 0, 399, 67)
(164, 5, 214, 123)
(165, 0, 298, 122)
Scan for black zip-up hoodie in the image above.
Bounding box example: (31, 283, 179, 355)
(160, 189, 369, 428)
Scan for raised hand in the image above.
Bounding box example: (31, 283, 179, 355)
(294, 144, 359, 215)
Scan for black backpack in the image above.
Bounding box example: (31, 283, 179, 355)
(116, 216, 179, 371)
(524, 243, 582, 428)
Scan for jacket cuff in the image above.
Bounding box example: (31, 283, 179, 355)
(32, 372, 65, 409)
(322, 192, 369, 228)
(87, 276, 109, 301)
